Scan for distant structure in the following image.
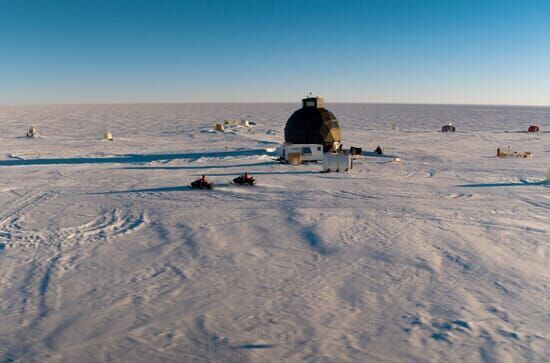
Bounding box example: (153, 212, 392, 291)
(528, 125, 540, 133)
(280, 96, 346, 165)
(441, 123, 456, 132)
(284, 96, 342, 152)
(104, 131, 113, 141)
(26, 126, 37, 138)
(497, 146, 532, 158)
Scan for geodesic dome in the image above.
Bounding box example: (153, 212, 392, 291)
(284, 97, 341, 152)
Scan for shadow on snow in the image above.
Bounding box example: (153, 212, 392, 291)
(0, 149, 276, 167)
(457, 180, 549, 188)
(93, 185, 193, 194)
(121, 161, 277, 171)
(232, 343, 276, 350)
(192, 170, 318, 177)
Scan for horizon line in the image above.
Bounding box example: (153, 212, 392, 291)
(2, 101, 550, 108)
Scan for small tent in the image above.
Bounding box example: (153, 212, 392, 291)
(528, 125, 540, 132)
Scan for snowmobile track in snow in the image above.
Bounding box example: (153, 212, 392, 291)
(0, 204, 147, 250)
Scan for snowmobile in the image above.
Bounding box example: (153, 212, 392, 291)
(231, 173, 255, 186)
(190, 175, 214, 190)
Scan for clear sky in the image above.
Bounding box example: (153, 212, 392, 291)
(1, 0, 549, 105)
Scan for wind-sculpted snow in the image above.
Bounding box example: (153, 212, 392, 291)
(0, 103, 548, 362)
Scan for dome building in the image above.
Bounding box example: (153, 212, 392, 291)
(284, 96, 342, 153)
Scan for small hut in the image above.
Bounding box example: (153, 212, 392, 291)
(441, 124, 456, 132)
(528, 125, 540, 133)
(104, 131, 113, 141)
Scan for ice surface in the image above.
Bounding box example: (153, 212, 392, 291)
(0, 103, 548, 362)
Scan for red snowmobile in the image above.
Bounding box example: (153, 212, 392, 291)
(190, 175, 214, 190)
(232, 172, 255, 186)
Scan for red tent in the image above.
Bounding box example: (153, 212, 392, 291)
(528, 125, 540, 132)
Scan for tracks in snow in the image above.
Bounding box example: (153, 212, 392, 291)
(0, 200, 147, 250)
(0, 191, 148, 362)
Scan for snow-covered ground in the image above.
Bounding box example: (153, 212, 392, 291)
(0, 103, 548, 362)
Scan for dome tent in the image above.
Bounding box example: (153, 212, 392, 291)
(528, 125, 539, 132)
(284, 97, 341, 152)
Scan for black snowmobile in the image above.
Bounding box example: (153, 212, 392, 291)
(190, 175, 214, 190)
(232, 173, 255, 186)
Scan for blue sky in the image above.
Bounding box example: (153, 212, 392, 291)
(0, 0, 549, 105)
